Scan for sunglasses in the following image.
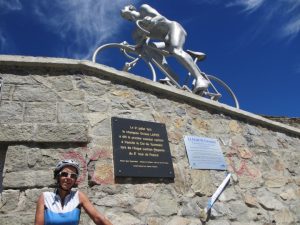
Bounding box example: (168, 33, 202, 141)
(59, 171, 78, 179)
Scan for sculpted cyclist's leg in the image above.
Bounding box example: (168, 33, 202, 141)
(167, 23, 209, 92)
(173, 49, 209, 92)
(148, 47, 179, 82)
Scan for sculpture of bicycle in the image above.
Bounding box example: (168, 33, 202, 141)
(92, 4, 239, 108)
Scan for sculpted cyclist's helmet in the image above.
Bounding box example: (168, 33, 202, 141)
(121, 5, 137, 21)
(53, 159, 80, 179)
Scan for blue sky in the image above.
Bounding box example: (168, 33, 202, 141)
(0, 0, 299, 117)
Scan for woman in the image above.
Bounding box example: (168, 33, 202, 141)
(35, 159, 113, 225)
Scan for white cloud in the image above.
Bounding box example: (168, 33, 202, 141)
(0, 0, 22, 13)
(226, 0, 265, 13)
(282, 17, 300, 39)
(0, 32, 6, 51)
(199, 0, 300, 40)
(0, 30, 16, 53)
(31, 0, 140, 59)
(296, 64, 300, 74)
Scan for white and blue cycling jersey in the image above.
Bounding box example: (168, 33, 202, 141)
(43, 190, 81, 225)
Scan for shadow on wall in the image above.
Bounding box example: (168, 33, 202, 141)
(0, 145, 8, 193)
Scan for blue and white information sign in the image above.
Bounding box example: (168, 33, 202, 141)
(184, 136, 227, 170)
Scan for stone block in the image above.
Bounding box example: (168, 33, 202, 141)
(34, 123, 88, 142)
(24, 102, 56, 123)
(13, 85, 59, 102)
(48, 76, 74, 92)
(57, 102, 86, 123)
(91, 119, 111, 137)
(0, 213, 35, 225)
(0, 189, 20, 212)
(3, 170, 54, 188)
(87, 113, 106, 127)
(77, 79, 107, 96)
(149, 188, 178, 216)
(0, 124, 34, 142)
(58, 90, 85, 101)
(0, 101, 23, 123)
(24, 188, 49, 212)
(86, 97, 109, 112)
(88, 161, 114, 185)
(2, 74, 38, 85)
(4, 145, 31, 172)
(0, 84, 13, 100)
(4, 145, 67, 172)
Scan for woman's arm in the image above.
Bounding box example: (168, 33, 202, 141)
(34, 194, 45, 225)
(79, 191, 113, 225)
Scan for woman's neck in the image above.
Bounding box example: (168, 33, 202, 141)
(57, 187, 71, 200)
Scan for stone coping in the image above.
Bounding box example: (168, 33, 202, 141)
(0, 54, 299, 137)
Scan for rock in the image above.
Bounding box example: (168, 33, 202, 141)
(228, 201, 248, 220)
(146, 217, 166, 225)
(265, 176, 287, 188)
(257, 195, 284, 210)
(192, 118, 209, 131)
(280, 188, 300, 201)
(110, 212, 142, 225)
(210, 220, 231, 225)
(229, 120, 242, 133)
(133, 184, 156, 199)
(132, 199, 150, 215)
(191, 170, 214, 197)
(244, 194, 259, 208)
(219, 186, 239, 202)
(89, 161, 114, 185)
(149, 188, 178, 216)
(273, 209, 295, 225)
(87, 98, 109, 112)
(166, 216, 190, 225)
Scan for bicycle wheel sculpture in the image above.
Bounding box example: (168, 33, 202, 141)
(92, 43, 239, 109)
(92, 43, 157, 82)
(204, 75, 239, 109)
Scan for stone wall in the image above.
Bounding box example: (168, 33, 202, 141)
(0, 56, 299, 225)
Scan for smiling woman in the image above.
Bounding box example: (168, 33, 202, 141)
(34, 159, 113, 225)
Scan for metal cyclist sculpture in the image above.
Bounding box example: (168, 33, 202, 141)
(92, 4, 239, 108)
(121, 4, 209, 93)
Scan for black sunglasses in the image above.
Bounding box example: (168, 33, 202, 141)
(59, 171, 78, 179)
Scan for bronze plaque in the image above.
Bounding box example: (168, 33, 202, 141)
(112, 117, 174, 178)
